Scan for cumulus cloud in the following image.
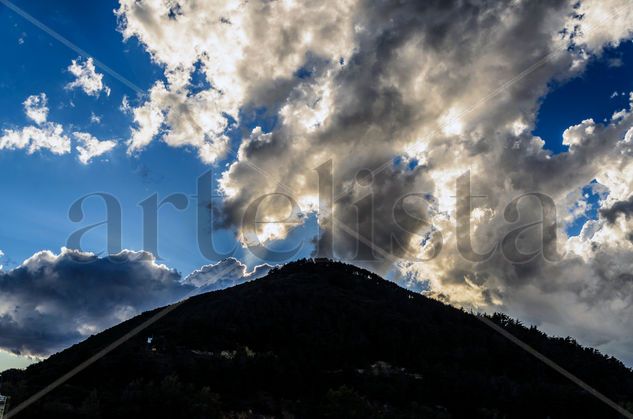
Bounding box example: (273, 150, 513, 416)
(115, 0, 633, 362)
(215, 0, 585, 258)
(565, 0, 633, 52)
(123, 81, 232, 163)
(66, 57, 111, 97)
(120, 75, 232, 163)
(73, 132, 117, 164)
(1, 93, 70, 155)
(115, 0, 356, 163)
(0, 123, 70, 155)
(0, 249, 268, 357)
(0, 94, 121, 161)
(183, 257, 273, 291)
(23, 93, 48, 125)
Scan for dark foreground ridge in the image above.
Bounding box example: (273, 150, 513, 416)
(3, 259, 633, 418)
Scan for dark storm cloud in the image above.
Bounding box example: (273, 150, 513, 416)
(0, 249, 190, 356)
(0, 249, 267, 357)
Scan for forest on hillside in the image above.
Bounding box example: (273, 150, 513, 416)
(3, 260, 632, 418)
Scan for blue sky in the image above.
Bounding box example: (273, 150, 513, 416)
(533, 41, 633, 236)
(535, 41, 633, 154)
(0, 0, 317, 276)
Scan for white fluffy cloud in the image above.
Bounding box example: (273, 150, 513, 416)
(66, 57, 111, 97)
(23, 93, 48, 125)
(115, 0, 633, 362)
(0, 122, 70, 155)
(565, 0, 633, 52)
(1, 92, 70, 155)
(73, 132, 117, 164)
(0, 93, 120, 162)
(116, 0, 356, 163)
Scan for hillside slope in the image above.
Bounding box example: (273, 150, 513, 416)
(3, 259, 633, 418)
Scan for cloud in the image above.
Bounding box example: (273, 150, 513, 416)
(73, 132, 117, 164)
(600, 195, 633, 223)
(123, 78, 231, 164)
(23, 93, 48, 125)
(0, 94, 120, 161)
(124, 84, 166, 154)
(564, 0, 633, 52)
(0, 123, 70, 155)
(0, 248, 185, 356)
(66, 57, 111, 97)
(115, 0, 633, 362)
(1, 93, 70, 155)
(115, 0, 356, 163)
(215, 0, 584, 257)
(90, 112, 102, 124)
(0, 249, 267, 357)
(120, 95, 131, 114)
(183, 257, 273, 291)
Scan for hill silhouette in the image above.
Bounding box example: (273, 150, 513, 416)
(2, 259, 633, 418)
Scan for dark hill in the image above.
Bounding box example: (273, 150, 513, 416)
(2, 259, 633, 418)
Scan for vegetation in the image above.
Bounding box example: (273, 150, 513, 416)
(3, 259, 632, 418)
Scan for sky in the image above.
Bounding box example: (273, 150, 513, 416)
(1, 0, 633, 371)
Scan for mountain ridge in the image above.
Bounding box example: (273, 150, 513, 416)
(2, 259, 632, 418)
